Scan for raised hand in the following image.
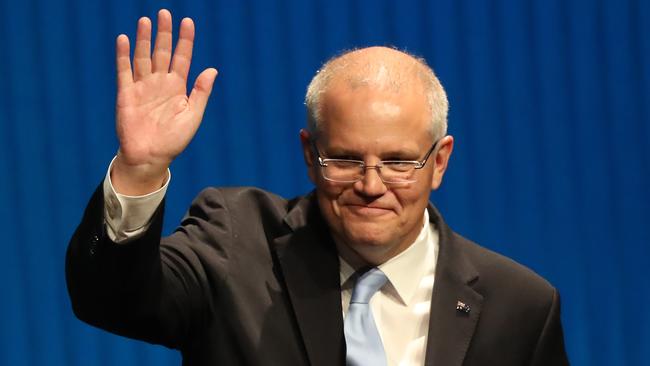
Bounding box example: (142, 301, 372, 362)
(111, 9, 217, 195)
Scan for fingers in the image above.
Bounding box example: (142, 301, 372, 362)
(170, 18, 195, 82)
(133, 17, 152, 80)
(189, 68, 218, 115)
(116, 34, 133, 88)
(121, 9, 201, 87)
(152, 9, 173, 73)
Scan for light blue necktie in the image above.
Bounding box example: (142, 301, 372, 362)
(344, 267, 388, 366)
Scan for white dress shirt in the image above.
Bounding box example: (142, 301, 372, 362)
(103, 160, 439, 365)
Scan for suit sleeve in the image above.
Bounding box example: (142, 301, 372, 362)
(65, 183, 231, 350)
(529, 289, 571, 365)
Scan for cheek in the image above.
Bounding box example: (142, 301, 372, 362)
(392, 185, 430, 217)
(316, 182, 345, 219)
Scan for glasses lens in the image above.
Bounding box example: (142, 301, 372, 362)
(322, 160, 363, 182)
(379, 162, 417, 183)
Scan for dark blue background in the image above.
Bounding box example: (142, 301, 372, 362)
(0, 0, 648, 365)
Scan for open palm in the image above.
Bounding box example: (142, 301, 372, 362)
(113, 9, 217, 193)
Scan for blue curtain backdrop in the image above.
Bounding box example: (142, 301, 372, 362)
(0, 0, 648, 365)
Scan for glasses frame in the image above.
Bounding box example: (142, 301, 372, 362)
(311, 140, 440, 184)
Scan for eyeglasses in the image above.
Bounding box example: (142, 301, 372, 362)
(312, 140, 439, 184)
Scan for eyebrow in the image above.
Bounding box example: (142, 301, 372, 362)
(322, 146, 422, 159)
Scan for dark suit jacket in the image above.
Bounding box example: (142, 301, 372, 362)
(66, 185, 569, 365)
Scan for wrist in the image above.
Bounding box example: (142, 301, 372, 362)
(111, 155, 169, 196)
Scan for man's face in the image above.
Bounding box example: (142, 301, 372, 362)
(301, 80, 453, 265)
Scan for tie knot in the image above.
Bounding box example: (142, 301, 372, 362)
(350, 267, 388, 304)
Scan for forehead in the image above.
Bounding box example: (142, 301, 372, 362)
(317, 80, 432, 152)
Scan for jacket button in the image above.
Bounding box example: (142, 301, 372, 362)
(89, 234, 99, 255)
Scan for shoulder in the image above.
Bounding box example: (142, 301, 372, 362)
(430, 202, 558, 312)
(442, 231, 569, 362)
(185, 186, 311, 234)
(192, 186, 291, 212)
(443, 234, 568, 364)
(429, 205, 557, 305)
(461, 233, 552, 288)
(164, 187, 313, 271)
(191, 186, 307, 216)
(430, 204, 556, 301)
(450, 231, 558, 314)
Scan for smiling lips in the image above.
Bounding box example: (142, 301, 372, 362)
(345, 204, 394, 217)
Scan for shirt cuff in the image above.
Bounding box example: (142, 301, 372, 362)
(103, 156, 170, 243)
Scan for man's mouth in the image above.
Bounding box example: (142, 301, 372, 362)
(345, 204, 393, 216)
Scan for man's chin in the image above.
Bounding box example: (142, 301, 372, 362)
(342, 226, 394, 249)
(339, 232, 401, 266)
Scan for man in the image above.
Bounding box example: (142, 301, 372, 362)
(66, 9, 569, 366)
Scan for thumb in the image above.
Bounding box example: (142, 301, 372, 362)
(189, 68, 218, 114)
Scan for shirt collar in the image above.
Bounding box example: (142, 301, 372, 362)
(339, 210, 436, 306)
(378, 209, 434, 306)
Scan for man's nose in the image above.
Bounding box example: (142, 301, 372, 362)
(353, 166, 388, 197)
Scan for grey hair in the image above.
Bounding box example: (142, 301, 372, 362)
(304, 47, 449, 141)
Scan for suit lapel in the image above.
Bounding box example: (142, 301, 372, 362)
(274, 195, 345, 366)
(424, 206, 483, 366)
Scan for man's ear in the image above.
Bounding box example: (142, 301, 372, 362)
(430, 135, 454, 190)
(299, 129, 317, 183)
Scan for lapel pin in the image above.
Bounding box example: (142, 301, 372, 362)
(456, 300, 471, 314)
